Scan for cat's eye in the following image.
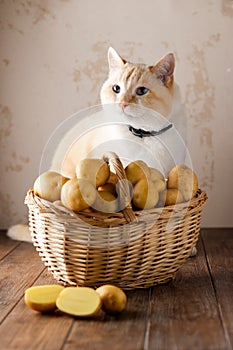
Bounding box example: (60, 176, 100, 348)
(112, 84, 121, 94)
(135, 86, 149, 96)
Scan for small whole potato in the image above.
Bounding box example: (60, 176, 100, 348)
(93, 191, 118, 213)
(96, 285, 127, 314)
(167, 164, 198, 201)
(61, 178, 96, 211)
(33, 171, 69, 202)
(132, 178, 159, 210)
(149, 167, 164, 182)
(153, 179, 166, 193)
(125, 160, 150, 185)
(76, 158, 110, 188)
(160, 188, 184, 206)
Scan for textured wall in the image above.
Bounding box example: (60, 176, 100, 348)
(0, 0, 232, 228)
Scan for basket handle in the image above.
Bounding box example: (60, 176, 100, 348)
(103, 152, 137, 223)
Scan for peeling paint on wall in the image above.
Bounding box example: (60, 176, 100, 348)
(199, 128, 215, 189)
(0, 105, 13, 148)
(222, 0, 233, 17)
(73, 42, 108, 105)
(5, 153, 30, 173)
(186, 46, 215, 126)
(184, 35, 220, 191)
(14, 0, 56, 25)
(0, 0, 56, 32)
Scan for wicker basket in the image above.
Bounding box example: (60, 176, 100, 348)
(25, 152, 208, 290)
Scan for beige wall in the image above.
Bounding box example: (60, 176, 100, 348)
(0, 0, 232, 228)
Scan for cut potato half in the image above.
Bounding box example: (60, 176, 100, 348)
(24, 284, 64, 313)
(56, 287, 102, 317)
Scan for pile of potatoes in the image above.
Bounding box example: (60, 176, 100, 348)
(34, 158, 116, 213)
(33, 157, 198, 213)
(125, 160, 198, 209)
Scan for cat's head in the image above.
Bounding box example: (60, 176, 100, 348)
(100, 47, 176, 119)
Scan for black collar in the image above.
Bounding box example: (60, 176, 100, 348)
(128, 123, 173, 138)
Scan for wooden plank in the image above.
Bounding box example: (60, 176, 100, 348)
(0, 269, 74, 350)
(0, 229, 232, 350)
(0, 231, 21, 260)
(0, 240, 45, 323)
(63, 289, 151, 350)
(0, 235, 150, 350)
(202, 228, 233, 349)
(145, 236, 228, 350)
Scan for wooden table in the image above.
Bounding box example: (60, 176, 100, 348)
(0, 228, 232, 350)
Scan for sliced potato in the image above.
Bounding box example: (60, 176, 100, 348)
(24, 284, 64, 313)
(96, 285, 127, 314)
(56, 287, 102, 317)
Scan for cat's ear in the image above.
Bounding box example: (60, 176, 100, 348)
(151, 53, 175, 86)
(108, 47, 126, 71)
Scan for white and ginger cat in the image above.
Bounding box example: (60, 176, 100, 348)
(7, 47, 187, 243)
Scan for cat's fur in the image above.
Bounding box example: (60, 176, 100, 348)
(7, 47, 187, 243)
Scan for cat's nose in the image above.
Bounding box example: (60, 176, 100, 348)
(120, 102, 128, 110)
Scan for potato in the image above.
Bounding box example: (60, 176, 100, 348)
(149, 167, 164, 182)
(167, 164, 198, 201)
(96, 285, 127, 314)
(153, 179, 166, 193)
(61, 178, 96, 211)
(56, 287, 102, 317)
(93, 191, 118, 213)
(132, 178, 159, 210)
(24, 285, 64, 313)
(33, 171, 68, 202)
(125, 160, 150, 185)
(160, 188, 184, 206)
(76, 158, 110, 188)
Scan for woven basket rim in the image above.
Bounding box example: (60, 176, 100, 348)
(26, 152, 208, 227)
(25, 188, 208, 228)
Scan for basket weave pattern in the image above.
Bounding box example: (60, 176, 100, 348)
(25, 153, 208, 290)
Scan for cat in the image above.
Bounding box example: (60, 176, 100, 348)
(51, 47, 187, 178)
(7, 47, 188, 243)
